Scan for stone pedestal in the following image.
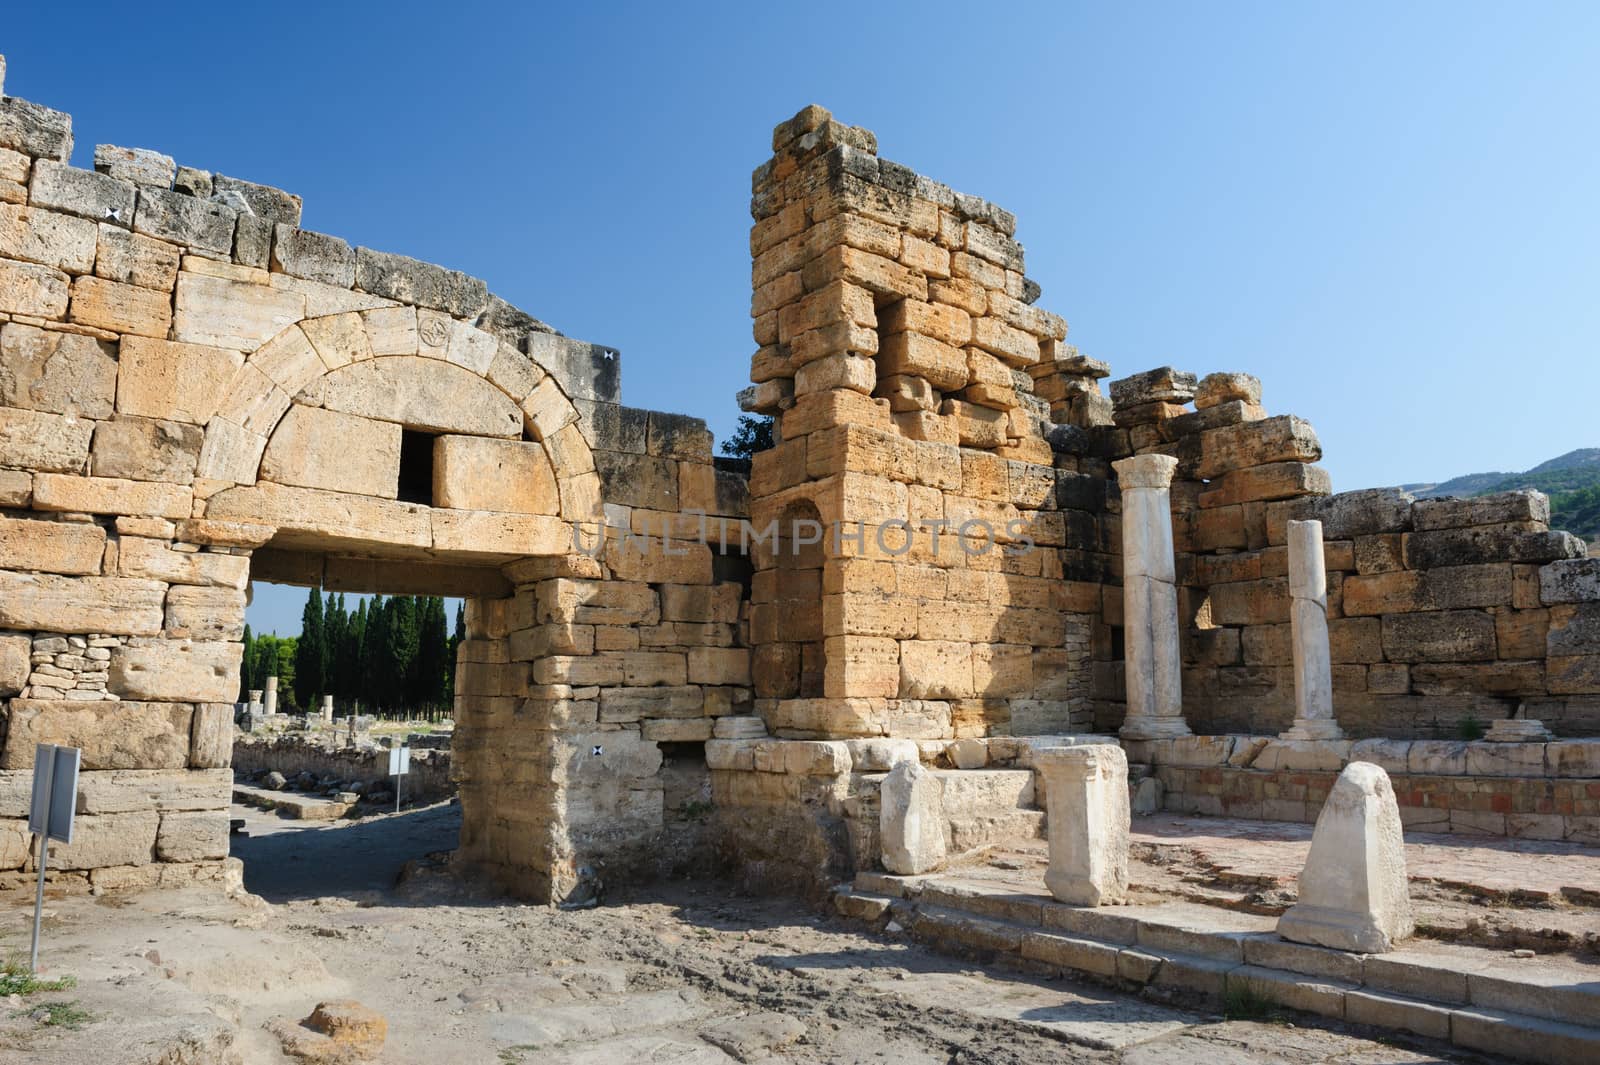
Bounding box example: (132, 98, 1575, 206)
(880, 760, 946, 875)
(1277, 761, 1413, 953)
(1281, 519, 1344, 741)
(1110, 455, 1189, 741)
(1035, 744, 1129, 906)
(263, 675, 279, 716)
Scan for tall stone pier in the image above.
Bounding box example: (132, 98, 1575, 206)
(1282, 518, 1343, 740)
(1112, 455, 1189, 740)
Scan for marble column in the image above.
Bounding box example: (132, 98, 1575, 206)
(321, 693, 335, 724)
(1035, 744, 1130, 906)
(1111, 454, 1189, 740)
(263, 675, 279, 716)
(1282, 519, 1344, 740)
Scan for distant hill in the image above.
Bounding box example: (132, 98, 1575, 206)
(1402, 449, 1600, 543)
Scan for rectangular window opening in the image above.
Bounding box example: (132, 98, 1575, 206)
(397, 429, 436, 505)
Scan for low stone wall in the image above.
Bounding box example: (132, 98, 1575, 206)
(232, 735, 454, 803)
(1129, 734, 1600, 842)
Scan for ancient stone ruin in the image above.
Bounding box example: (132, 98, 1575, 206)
(2, 62, 1599, 930)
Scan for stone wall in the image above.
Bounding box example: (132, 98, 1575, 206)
(231, 735, 454, 804)
(1078, 364, 1597, 738)
(0, 57, 754, 901)
(739, 105, 1105, 743)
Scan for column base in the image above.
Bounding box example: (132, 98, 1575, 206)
(1280, 718, 1346, 741)
(1119, 717, 1191, 741)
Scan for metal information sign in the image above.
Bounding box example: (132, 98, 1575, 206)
(28, 744, 81, 972)
(388, 745, 411, 813)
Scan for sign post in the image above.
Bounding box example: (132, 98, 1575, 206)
(28, 744, 80, 974)
(388, 745, 411, 814)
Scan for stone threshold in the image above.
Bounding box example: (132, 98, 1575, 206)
(834, 873, 1600, 1065)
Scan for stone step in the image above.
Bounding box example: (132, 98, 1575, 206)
(837, 876, 1600, 1065)
(233, 784, 352, 821)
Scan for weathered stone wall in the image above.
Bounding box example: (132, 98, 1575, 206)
(1080, 366, 1598, 738)
(0, 58, 754, 900)
(231, 735, 454, 804)
(741, 106, 1106, 743)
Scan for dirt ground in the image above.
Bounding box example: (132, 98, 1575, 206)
(0, 802, 1512, 1064)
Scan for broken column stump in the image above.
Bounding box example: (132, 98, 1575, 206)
(880, 760, 946, 875)
(1035, 744, 1129, 906)
(1277, 761, 1414, 953)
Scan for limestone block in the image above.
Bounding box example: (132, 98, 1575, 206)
(0, 633, 29, 696)
(299, 311, 372, 371)
(362, 305, 416, 356)
(193, 417, 267, 484)
(90, 415, 202, 483)
(431, 510, 569, 557)
(823, 635, 901, 699)
(1197, 416, 1321, 479)
(880, 760, 946, 874)
(1380, 610, 1497, 663)
(1403, 526, 1585, 569)
(0, 256, 69, 317)
(116, 336, 243, 425)
(271, 224, 355, 287)
(155, 810, 229, 861)
(108, 638, 241, 703)
(0, 469, 32, 507)
(1412, 490, 1548, 531)
(898, 639, 973, 699)
(1199, 462, 1332, 507)
(93, 145, 176, 188)
(687, 647, 750, 686)
(1035, 744, 1129, 906)
(604, 536, 712, 585)
(212, 174, 302, 226)
(0, 768, 225, 817)
(1194, 372, 1261, 410)
(48, 810, 159, 870)
(260, 404, 401, 498)
(0, 201, 96, 272)
(354, 247, 486, 317)
(0, 699, 192, 770)
(598, 686, 703, 722)
(28, 161, 132, 224)
(118, 537, 247, 589)
(32, 472, 191, 518)
(1277, 762, 1413, 953)
(321, 355, 522, 437)
(134, 187, 236, 256)
(431, 434, 557, 514)
(0, 512, 105, 574)
(172, 271, 304, 351)
(67, 275, 170, 337)
(1, 324, 114, 421)
(877, 331, 968, 390)
(0, 571, 165, 634)
(206, 481, 430, 551)
(0, 405, 92, 472)
(845, 738, 922, 771)
(1540, 558, 1600, 605)
(0, 85, 71, 155)
(165, 585, 246, 641)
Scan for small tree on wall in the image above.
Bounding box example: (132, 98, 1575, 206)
(721, 415, 773, 460)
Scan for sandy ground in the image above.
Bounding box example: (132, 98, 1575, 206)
(0, 802, 1511, 1064)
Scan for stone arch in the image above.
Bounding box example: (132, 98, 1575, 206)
(193, 307, 603, 549)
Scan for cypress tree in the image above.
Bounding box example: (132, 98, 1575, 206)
(324, 593, 347, 710)
(388, 596, 421, 711)
(414, 596, 448, 710)
(346, 598, 367, 709)
(294, 588, 325, 709)
(276, 637, 298, 711)
(239, 623, 256, 701)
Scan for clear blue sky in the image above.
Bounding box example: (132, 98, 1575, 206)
(8, 3, 1598, 634)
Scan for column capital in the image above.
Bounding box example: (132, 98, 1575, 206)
(1112, 454, 1179, 490)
